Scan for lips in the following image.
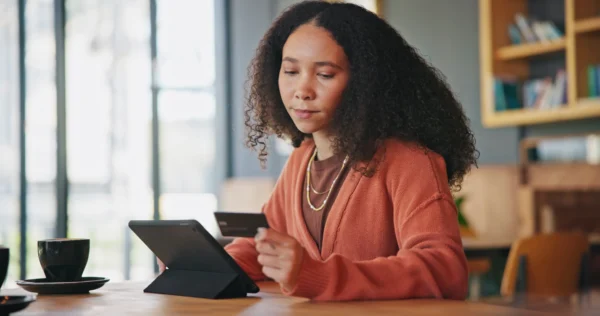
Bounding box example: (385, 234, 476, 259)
(293, 109, 318, 119)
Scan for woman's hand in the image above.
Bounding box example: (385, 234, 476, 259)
(157, 257, 166, 273)
(255, 228, 305, 292)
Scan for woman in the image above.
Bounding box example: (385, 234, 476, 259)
(165, 0, 478, 302)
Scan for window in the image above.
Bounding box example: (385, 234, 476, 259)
(0, 0, 224, 284)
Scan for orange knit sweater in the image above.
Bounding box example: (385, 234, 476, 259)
(225, 139, 468, 301)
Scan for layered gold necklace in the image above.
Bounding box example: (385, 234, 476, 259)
(305, 148, 349, 212)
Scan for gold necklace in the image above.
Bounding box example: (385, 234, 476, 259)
(310, 183, 329, 195)
(306, 148, 349, 212)
(309, 153, 345, 194)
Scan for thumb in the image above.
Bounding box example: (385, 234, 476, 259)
(256, 228, 291, 245)
(157, 257, 166, 273)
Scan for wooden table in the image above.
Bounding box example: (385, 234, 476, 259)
(484, 290, 600, 315)
(1, 281, 549, 315)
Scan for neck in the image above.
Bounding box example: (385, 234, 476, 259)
(312, 131, 334, 160)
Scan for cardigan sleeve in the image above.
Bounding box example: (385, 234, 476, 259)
(281, 193, 469, 301)
(224, 158, 292, 281)
(223, 236, 265, 281)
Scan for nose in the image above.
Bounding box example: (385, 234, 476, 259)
(294, 77, 316, 101)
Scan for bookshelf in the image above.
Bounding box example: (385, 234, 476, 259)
(480, 0, 600, 128)
(496, 38, 566, 61)
(574, 16, 600, 33)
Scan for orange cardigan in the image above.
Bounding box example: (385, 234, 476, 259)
(225, 139, 468, 301)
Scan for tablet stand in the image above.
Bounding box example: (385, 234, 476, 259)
(144, 269, 248, 299)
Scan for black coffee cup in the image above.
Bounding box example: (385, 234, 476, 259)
(38, 239, 89, 282)
(0, 246, 8, 288)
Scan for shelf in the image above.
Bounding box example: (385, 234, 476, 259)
(578, 97, 600, 106)
(480, 0, 600, 128)
(484, 103, 600, 127)
(575, 16, 600, 34)
(495, 39, 566, 61)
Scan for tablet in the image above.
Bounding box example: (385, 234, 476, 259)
(128, 219, 259, 295)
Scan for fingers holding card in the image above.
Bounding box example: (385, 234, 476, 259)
(253, 228, 305, 292)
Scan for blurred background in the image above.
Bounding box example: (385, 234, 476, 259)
(1, 0, 600, 307)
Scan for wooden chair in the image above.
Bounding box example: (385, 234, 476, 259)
(500, 232, 591, 297)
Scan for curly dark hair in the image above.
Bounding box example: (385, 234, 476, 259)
(244, 0, 478, 190)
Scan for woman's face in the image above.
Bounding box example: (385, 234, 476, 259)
(278, 23, 350, 136)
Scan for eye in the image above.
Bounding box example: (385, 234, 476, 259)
(283, 70, 298, 76)
(318, 73, 334, 79)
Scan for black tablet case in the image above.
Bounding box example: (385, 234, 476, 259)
(128, 219, 259, 299)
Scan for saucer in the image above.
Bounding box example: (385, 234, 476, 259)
(0, 295, 36, 315)
(16, 277, 109, 295)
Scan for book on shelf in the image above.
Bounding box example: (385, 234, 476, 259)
(530, 135, 600, 165)
(509, 13, 564, 45)
(588, 64, 600, 98)
(494, 70, 567, 112)
(494, 78, 521, 112)
(523, 69, 567, 109)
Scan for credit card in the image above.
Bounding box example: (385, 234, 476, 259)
(214, 212, 270, 237)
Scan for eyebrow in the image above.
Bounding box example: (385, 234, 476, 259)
(282, 57, 343, 70)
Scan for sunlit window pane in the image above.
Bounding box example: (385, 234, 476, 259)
(25, 0, 58, 281)
(65, 0, 154, 282)
(156, 0, 215, 87)
(159, 91, 218, 234)
(0, 0, 21, 288)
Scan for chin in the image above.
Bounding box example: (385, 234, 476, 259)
(293, 122, 320, 135)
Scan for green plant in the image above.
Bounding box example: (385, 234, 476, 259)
(454, 196, 470, 228)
